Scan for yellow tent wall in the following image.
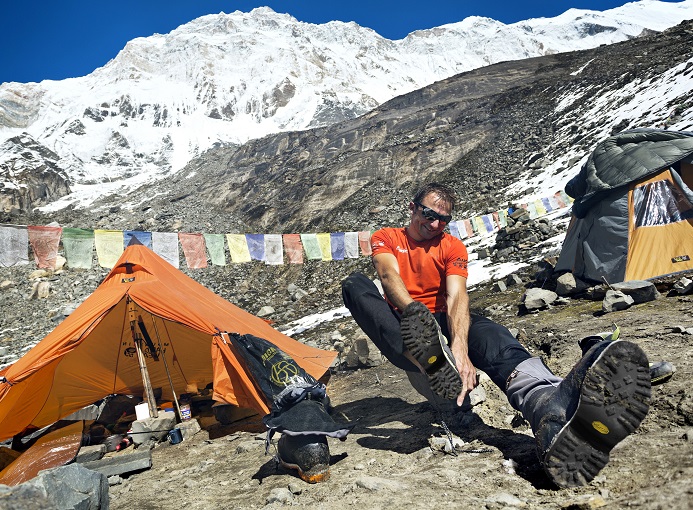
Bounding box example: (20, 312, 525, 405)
(625, 169, 693, 281)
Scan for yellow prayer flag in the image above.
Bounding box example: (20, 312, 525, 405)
(316, 233, 332, 261)
(225, 234, 252, 263)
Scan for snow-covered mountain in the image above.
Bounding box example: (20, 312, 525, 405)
(1, 0, 692, 212)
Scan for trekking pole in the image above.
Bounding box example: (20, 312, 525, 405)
(128, 299, 158, 418)
(150, 314, 183, 422)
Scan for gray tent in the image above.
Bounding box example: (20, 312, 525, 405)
(555, 128, 693, 283)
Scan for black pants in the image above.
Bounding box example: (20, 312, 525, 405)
(341, 272, 532, 391)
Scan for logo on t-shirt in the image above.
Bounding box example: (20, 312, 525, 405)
(453, 257, 468, 270)
(396, 245, 408, 253)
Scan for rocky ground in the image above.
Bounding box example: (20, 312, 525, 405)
(3, 254, 690, 509)
(105, 271, 693, 510)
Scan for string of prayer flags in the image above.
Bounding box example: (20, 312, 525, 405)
(316, 233, 332, 261)
(264, 234, 284, 265)
(246, 233, 265, 261)
(301, 233, 322, 260)
(344, 232, 359, 259)
(28, 225, 62, 269)
(330, 232, 345, 261)
(283, 234, 304, 264)
(0, 225, 29, 267)
(178, 233, 208, 269)
(358, 231, 372, 256)
(124, 230, 152, 249)
(94, 230, 124, 268)
(62, 228, 95, 269)
(204, 233, 227, 266)
(0, 188, 579, 271)
(152, 232, 180, 268)
(226, 234, 252, 263)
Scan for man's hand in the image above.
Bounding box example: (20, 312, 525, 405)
(455, 352, 478, 407)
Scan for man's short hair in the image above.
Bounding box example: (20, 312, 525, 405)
(413, 182, 457, 211)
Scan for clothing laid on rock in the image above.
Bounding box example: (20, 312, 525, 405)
(228, 332, 354, 483)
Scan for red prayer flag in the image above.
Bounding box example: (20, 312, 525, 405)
(178, 233, 208, 269)
(282, 234, 304, 264)
(358, 231, 372, 256)
(28, 225, 62, 269)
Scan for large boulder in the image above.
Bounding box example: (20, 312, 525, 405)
(555, 272, 589, 296)
(0, 463, 108, 510)
(611, 280, 660, 304)
(523, 288, 558, 311)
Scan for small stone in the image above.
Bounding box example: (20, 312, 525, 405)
(492, 280, 507, 292)
(235, 440, 259, 453)
(602, 290, 634, 313)
(287, 481, 303, 495)
(560, 494, 607, 509)
(354, 476, 408, 491)
(487, 491, 525, 507)
(523, 288, 558, 311)
(266, 487, 293, 504)
(257, 306, 275, 317)
(108, 475, 123, 486)
(0, 280, 16, 291)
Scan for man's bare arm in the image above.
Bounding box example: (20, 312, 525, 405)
(446, 274, 478, 406)
(372, 252, 414, 310)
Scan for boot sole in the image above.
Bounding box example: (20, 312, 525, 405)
(400, 302, 462, 401)
(544, 341, 651, 488)
(279, 457, 330, 483)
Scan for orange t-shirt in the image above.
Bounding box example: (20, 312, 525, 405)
(370, 227, 469, 313)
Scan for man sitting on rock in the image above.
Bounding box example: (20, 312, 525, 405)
(341, 182, 651, 488)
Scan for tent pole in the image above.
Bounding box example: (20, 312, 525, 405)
(149, 315, 183, 422)
(128, 299, 158, 418)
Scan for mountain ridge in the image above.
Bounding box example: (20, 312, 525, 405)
(1, 0, 692, 215)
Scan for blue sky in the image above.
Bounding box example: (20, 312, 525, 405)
(1, 1, 678, 84)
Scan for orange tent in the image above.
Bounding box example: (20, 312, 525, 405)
(0, 243, 336, 441)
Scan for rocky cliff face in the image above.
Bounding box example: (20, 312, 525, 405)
(0, 133, 71, 214)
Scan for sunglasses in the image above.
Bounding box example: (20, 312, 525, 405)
(414, 202, 452, 223)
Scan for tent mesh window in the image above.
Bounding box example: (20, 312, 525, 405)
(633, 178, 693, 227)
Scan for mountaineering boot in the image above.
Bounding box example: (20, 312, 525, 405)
(400, 301, 462, 400)
(277, 434, 331, 483)
(506, 341, 651, 488)
(579, 328, 675, 385)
